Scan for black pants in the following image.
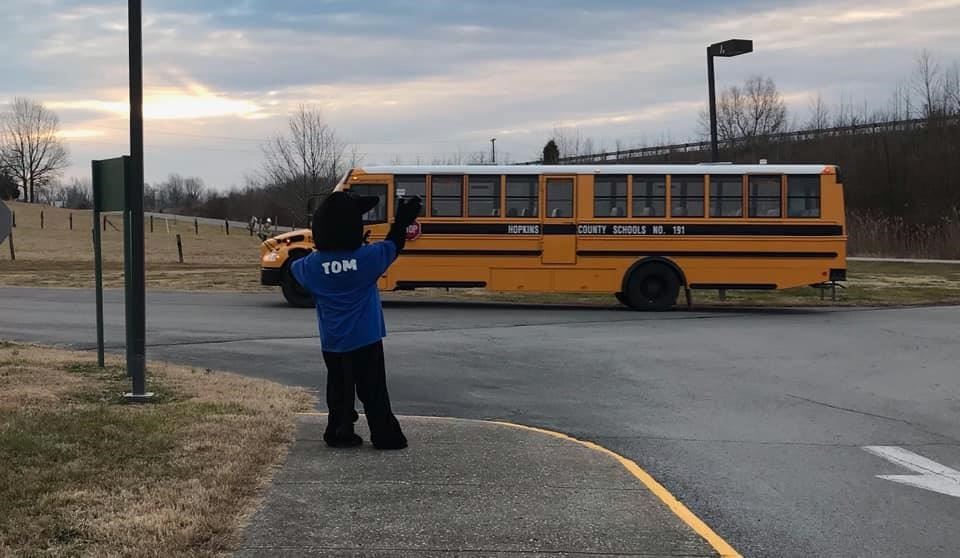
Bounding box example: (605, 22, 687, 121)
(322, 341, 404, 445)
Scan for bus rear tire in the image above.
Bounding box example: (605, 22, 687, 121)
(624, 263, 680, 311)
(281, 252, 314, 308)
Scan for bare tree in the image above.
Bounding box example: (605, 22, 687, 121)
(912, 49, 945, 119)
(807, 93, 831, 131)
(699, 75, 787, 141)
(161, 174, 187, 208)
(944, 62, 960, 116)
(0, 170, 19, 200)
(183, 176, 205, 209)
(0, 98, 70, 203)
(261, 105, 347, 215)
(52, 177, 93, 209)
(552, 126, 583, 158)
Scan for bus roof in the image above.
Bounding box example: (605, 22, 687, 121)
(354, 164, 834, 176)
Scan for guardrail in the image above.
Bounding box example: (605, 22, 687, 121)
(523, 116, 960, 165)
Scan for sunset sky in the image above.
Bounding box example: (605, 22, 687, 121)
(3, 0, 960, 189)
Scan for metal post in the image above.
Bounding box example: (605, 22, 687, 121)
(125, 0, 150, 401)
(194, 217, 198, 235)
(491, 138, 496, 164)
(40, 210, 44, 229)
(176, 233, 183, 263)
(6, 229, 13, 261)
(92, 210, 105, 368)
(150, 214, 153, 233)
(707, 50, 719, 162)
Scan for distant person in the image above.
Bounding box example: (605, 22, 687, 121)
(290, 192, 421, 449)
(258, 218, 273, 240)
(249, 216, 258, 236)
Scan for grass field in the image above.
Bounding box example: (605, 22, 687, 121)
(0, 341, 313, 556)
(3, 201, 959, 307)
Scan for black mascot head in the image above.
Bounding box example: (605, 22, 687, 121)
(312, 191, 379, 252)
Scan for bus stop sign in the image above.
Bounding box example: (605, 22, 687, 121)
(0, 200, 11, 245)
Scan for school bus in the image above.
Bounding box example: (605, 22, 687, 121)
(260, 164, 846, 309)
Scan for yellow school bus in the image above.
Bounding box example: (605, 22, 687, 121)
(260, 164, 846, 309)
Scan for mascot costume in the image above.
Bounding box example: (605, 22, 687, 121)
(292, 191, 421, 450)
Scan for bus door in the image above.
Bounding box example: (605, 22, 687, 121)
(348, 179, 391, 288)
(541, 176, 577, 264)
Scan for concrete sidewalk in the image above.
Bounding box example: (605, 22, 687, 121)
(236, 415, 724, 557)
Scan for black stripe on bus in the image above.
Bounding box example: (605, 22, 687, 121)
(404, 249, 541, 256)
(578, 251, 838, 259)
(417, 223, 843, 236)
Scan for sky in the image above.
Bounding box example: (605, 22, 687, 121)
(2, 0, 960, 190)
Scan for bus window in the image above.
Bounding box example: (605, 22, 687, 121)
(506, 176, 538, 218)
(749, 176, 782, 217)
(396, 175, 426, 216)
(546, 178, 574, 218)
(431, 175, 463, 217)
(671, 176, 705, 218)
(710, 175, 744, 217)
(787, 176, 821, 218)
(350, 183, 388, 223)
(631, 175, 666, 217)
(468, 175, 501, 217)
(594, 175, 627, 218)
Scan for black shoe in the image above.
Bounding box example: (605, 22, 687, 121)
(324, 424, 363, 448)
(372, 431, 407, 450)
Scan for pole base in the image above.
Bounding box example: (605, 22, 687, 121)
(123, 392, 155, 403)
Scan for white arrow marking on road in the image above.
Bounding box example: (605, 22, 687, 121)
(863, 446, 960, 498)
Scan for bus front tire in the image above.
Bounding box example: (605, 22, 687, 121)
(281, 253, 314, 308)
(624, 263, 681, 311)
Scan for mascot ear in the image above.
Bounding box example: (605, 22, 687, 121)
(355, 195, 379, 216)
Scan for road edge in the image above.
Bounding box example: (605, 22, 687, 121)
(493, 420, 743, 558)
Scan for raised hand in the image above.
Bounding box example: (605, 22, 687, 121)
(395, 196, 422, 228)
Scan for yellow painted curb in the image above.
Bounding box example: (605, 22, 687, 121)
(297, 412, 741, 557)
(492, 420, 742, 558)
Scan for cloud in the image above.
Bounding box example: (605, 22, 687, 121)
(3, 0, 960, 187)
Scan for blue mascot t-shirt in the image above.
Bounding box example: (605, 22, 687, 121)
(290, 240, 398, 353)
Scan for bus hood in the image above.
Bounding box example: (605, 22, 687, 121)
(260, 228, 313, 254)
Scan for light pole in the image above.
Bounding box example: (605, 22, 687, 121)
(707, 39, 753, 162)
(125, 0, 150, 401)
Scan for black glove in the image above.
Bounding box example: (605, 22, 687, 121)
(395, 196, 422, 228)
(387, 196, 421, 253)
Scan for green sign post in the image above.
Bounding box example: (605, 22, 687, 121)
(91, 156, 152, 400)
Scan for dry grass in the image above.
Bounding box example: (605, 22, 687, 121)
(848, 211, 960, 259)
(1, 201, 271, 292)
(0, 342, 314, 557)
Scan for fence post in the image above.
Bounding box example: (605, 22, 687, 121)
(150, 214, 154, 233)
(225, 220, 229, 235)
(194, 218, 198, 235)
(69, 213, 73, 230)
(103, 215, 107, 231)
(7, 230, 14, 261)
(40, 210, 44, 229)
(11, 211, 14, 228)
(176, 233, 184, 263)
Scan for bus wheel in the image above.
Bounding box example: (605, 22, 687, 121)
(281, 252, 314, 308)
(625, 263, 680, 311)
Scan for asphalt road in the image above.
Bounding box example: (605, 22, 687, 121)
(2, 287, 959, 557)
